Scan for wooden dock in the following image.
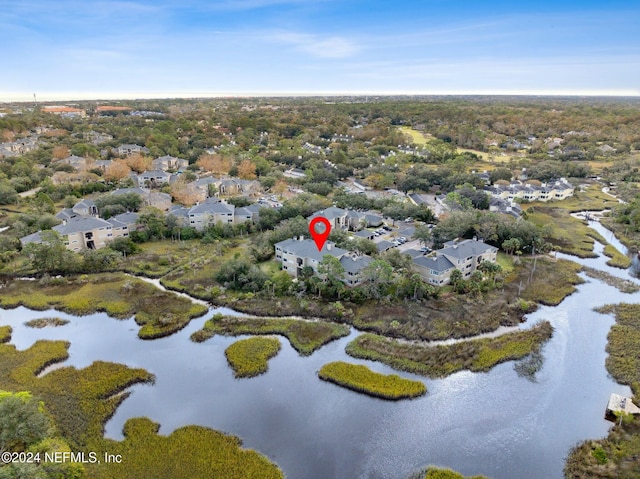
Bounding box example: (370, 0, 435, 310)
(605, 393, 640, 421)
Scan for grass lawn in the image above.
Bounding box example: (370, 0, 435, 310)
(397, 126, 430, 145)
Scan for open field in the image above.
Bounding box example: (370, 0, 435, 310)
(398, 126, 431, 145)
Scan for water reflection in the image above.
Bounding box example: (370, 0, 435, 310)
(0, 223, 637, 478)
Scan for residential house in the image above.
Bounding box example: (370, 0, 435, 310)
(147, 191, 172, 212)
(484, 178, 574, 203)
(107, 212, 139, 238)
(93, 159, 113, 171)
(340, 254, 373, 286)
(72, 199, 98, 216)
(274, 237, 371, 285)
(283, 168, 307, 179)
(110, 188, 172, 212)
(598, 144, 617, 155)
(152, 155, 189, 171)
(309, 207, 349, 229)
(21, 216, 113, 252)
(62, 155, 89, 171)
(137, 170, 172, 187)
(115, 144, 150, 156)
(187, 198, 235, 230)
(83, 131, 113, 145)
(233, 207, 254, 224)
(411, 239, 498, 285)
(188, 176, 260, 200)
(489, 198, 522, 218)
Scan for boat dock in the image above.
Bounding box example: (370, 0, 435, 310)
(605, 393, 640, 421)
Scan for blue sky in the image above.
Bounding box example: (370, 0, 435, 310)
(1, 0, 639, 100)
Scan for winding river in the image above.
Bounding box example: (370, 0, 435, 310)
(0, 221, 636, 479)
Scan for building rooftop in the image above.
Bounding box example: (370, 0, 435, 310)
(275, 238, 347, 263)
(413, 254, 456, 272)
(54, 216, 112, 235)
(440, 239, 498, 260)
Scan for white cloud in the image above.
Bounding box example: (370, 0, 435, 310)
(269, 32, 360, 59)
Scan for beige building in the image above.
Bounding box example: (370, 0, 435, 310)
(485, 178, 574, 203)
(412, 239, 498, 286)
(21, 217, 114, 252)
(274, 237, 373, 285)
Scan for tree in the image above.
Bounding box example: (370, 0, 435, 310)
(502, 237, 521, 255)
(0, 391, 85, 479)
(0, 391, 51, 453)
(237, 160, 257, 180)
(478, 260, 502, 286)
(170, 178, 201, 206)
(104, 160, 131, 182)
(22, 231, 78, 274)
(359, 259, 394, 300)
(197, 153, 232, 176)
(317, 255, 346, 298)
(52, 145, 70, 160)
(0, 181, 18, 205)
(413, 225, 432, 247)
(137, 207, 167, 240)
(125, 153, 152, 173)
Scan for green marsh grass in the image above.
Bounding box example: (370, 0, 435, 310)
(25, 317, 70, 328)
(407, 467, 490, 479)
(582, 267, 639, 293)
(0, 274, 207, 339)
(346, 321, 553, 378)
(603, 244, 632, 269)
(565, 302, 640, 478)
(0, 325, 10, 343)
(519, 258, 583, 306)
(191, 314, 350, 355)
(225, 337, 281, 378)
(88, 418, 283, 479)
(0, 338, 283, 478)
(318, 361, 426, 400)
(0, 340, 153, 446)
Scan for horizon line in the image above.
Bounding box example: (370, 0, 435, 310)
(2, 89, 640, 103)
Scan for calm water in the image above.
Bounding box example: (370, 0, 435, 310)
(0, 226, 636, 479)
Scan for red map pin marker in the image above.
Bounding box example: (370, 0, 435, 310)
(309, 217, 331, 251)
